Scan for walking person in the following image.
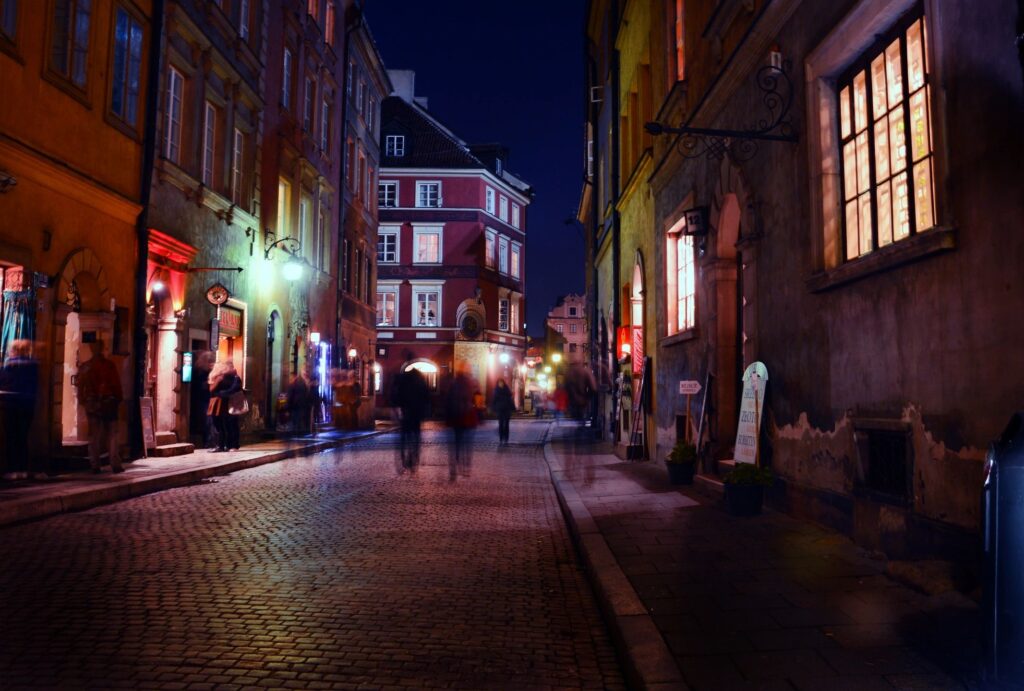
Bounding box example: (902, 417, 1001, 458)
(286, 372, 309, 436)
(191, 351, 215, 450)
(492, 378, 514, 446)
(445, 363, 478, 481)
(391, 353, 428, 473)
(209, 360, 242, 452)
(0, 340, 39, 480)
(77, 340, 124, 473)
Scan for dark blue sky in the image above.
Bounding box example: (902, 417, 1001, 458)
(363, 0, 586, 337)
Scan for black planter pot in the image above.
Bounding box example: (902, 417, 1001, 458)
(725, 483, 764, 516)
(665, 462, 695, 485)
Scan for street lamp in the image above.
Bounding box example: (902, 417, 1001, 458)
(282, 259, 304, 282)
(552, 352, 562, 364)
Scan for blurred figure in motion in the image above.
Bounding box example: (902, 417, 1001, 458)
(391, 353, 428, 474)
(445, 363, 478, 480)
(209, 360, 241, 452)
(492, 377, 514, 446)
(78, 340, 124, 472)
(286, 372, 309, 436)
(191, 351, 215, 450)
(565, 363, 598, 485)
(0, 339, 39, 480)
(552, 376, 569, 424)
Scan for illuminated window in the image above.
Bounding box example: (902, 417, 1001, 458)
(110, 7, 143, 126)
(510, 243, 521, 278)
(498, 237, 509, 274)
(413, 226, 442, 263)
(412, 287, 440, 327)
(511, 203, 520, 229)
(499, 195, 509, 222)
(666, 222, 695, 334)
(838, 11, 934, 261)
(51, 0, 91, 88)
(674, 0, 685, 81)
(484, 229, 496, 268)
(299, 195, 313, 263)
(498, 299, 509, 332)
(385, 134, 405, 157)
(277, 178, 291, 235)
(485, 187, 495, 214)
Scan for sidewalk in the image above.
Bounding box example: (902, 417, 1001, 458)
(0, 424, 392, 527)
(544, 430, 982, 690)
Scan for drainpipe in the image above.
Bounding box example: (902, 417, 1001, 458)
(334, 0, 364, 368)
(609, 36, 622, 442)
(129, 0, 165, 459)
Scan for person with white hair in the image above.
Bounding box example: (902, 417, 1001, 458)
(209, 360, 242, 451)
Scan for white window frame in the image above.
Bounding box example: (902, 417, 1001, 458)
(510, 242, 521, 278)
(484, 228, 496, 269)
(367, 95, 376, 135)
(485, 186, 495, 214)
(377, 226, 400, 264)
(511, 203, 520, 229)
(498, 236, 509, 274)
(320, 98, 330, 150)
(413, 225, 443, 264)
(282, 48, 292, 108)
(231, 128, 244, 205)
(510, 300, 519, 335)
(202, 101, 217, 186)
(570, 323, 578, 334)
(556, 323, 564, 334)
(411, 282, 443, 327)
(385, 134, 405, 157)
(164, 66, 184, 163)
(499, 195, 509, 222)
(498, 298, 510, 332)
(376, 282, 400, 327)
(378, 180, 398, 208)
(415, 181, 442, 208)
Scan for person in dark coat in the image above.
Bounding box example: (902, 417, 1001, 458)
(286, 373, 309, 435)
(209, 360, 242, 451)
(445, 363, 478, 481)
(77, 339, 124, 473)
(391, 354, 429, 473)
(0, 339, 39, 479)
(191, 351, 215, 449)
(492, 378, 514, 446)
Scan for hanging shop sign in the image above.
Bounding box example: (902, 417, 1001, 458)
(218, 306, 243, 337)
(206, 282, 230, 305)
(734, 361, 769, 465)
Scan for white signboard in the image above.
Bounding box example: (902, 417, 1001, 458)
(679, 380, 702, 396)
(734, 362, 768, 464)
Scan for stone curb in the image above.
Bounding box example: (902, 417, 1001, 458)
(543, 441, 689, 691)
(0, 429, 392, 528)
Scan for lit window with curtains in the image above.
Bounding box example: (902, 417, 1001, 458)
(665, 228, 695, 334)
(839, 11, 934, 261)
(51, 0, 91, 88)
(110, 8, 143, 126)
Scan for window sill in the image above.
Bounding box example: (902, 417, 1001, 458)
(807, 226, 956, 293)
(661, 327, 698, 348)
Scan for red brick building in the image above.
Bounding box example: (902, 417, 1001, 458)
(374, 72, 532, 413)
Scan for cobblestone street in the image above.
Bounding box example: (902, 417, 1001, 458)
(0, 421, 625, 689)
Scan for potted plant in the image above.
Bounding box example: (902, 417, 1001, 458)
(665, 441, 697, 485)
(723, 463, 775, 515)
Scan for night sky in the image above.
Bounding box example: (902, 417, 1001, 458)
(363, 0, 586, 337)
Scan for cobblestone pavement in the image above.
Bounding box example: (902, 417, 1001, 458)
(0, 421, 625, 689)
(549, 438, 981, 691)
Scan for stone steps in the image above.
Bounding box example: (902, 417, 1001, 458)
(149, 443, 195, 457)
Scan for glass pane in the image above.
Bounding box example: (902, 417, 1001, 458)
(907, 20, 925, 91)
(877, 180, 893, 247)
(126, 21, 142, 125)
(889, 105, 906, 173)
(843, 141, 857, 201)
(839, 86, 851, 139)
(855, 132, 870, 194)
(111, 11, 127, 116)
(913, 159, 934, 231)
(874, 118, 890, 181)
(858, 193, 872, 255)
(885, 38, 903, 106)
(870, 55, 888, 119)
(893, 172, 910, 240)
(845, 201, 859, 259)
(853, 71, 868, 133)
(909, 86, 930, 162)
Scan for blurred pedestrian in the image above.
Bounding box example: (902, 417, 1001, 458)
(286, 372, 309, 435)
(445, 363, 478, 480)
(191, 351, 215, 449)
(209, 360, 242, 451)
(391, 353, 429, 473)
(0, 339, 39, 480)
(77, 340, 124, 473)
(492, 378, 514, 446)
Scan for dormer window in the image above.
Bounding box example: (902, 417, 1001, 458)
(385, 134, 405, 157)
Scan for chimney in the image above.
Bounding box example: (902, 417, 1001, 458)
(388, 69, 416, 103)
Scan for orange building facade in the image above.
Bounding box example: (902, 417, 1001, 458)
(0, 0, 153, 465)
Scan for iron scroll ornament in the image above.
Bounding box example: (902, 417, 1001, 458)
(644, 62, 798, 162)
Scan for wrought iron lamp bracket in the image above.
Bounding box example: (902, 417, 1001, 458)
(264, 235, 302, 260)
(645, 63, 798, 162)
